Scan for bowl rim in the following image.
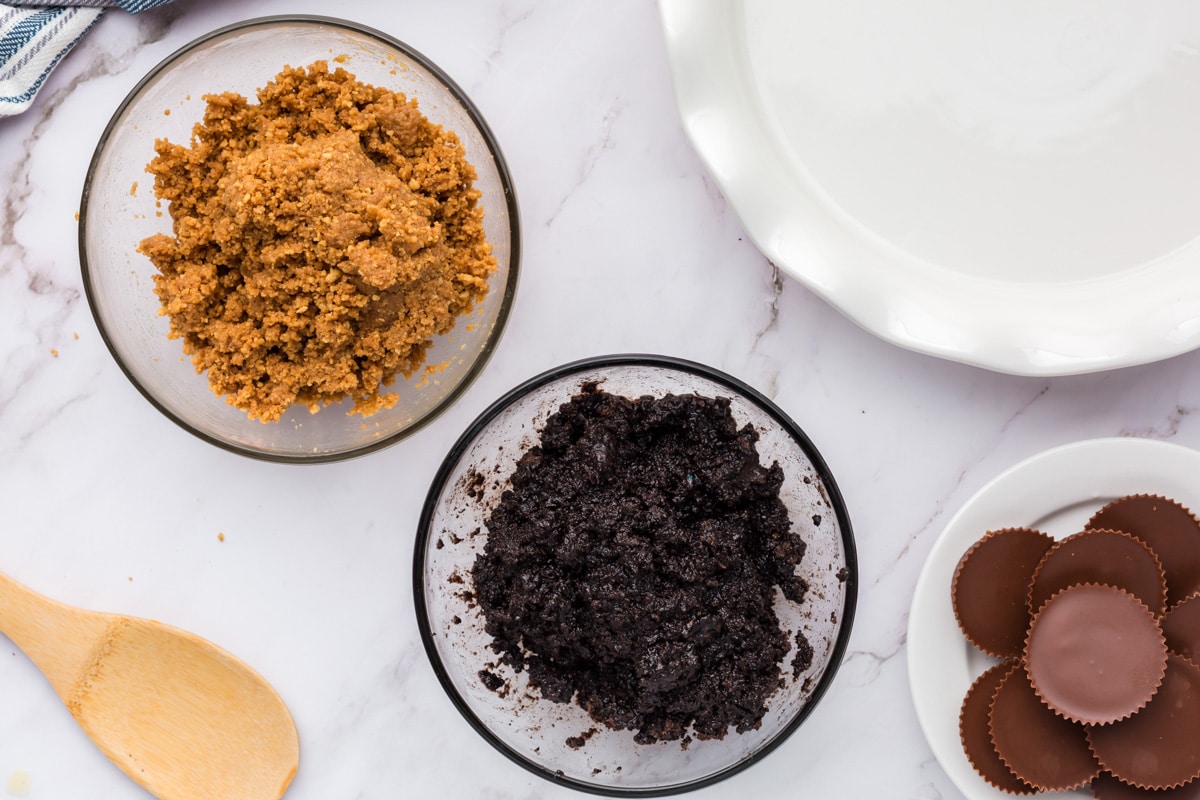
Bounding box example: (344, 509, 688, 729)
(77, 14, 522, 464)
(412, 353, 859, 796)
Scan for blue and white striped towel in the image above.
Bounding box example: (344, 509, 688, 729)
(1, 0, 174, 116)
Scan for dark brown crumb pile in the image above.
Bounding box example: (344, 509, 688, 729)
(472, 385, 809, 744)
(138, 61, 495, 422)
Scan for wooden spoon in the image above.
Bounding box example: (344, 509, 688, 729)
(0, 572, 299, 799)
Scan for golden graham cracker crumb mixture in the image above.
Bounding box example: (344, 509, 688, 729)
(138, 61, 496, 422)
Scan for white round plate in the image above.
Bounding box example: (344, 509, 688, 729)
(907, 437, 1200, 798)
(659, 1, 1200, 376)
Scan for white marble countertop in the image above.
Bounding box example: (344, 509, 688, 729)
(4, 1, 1200, 798)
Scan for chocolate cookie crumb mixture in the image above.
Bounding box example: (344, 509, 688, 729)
(472, 387, 809, 744)
(138, 61, 495, 422)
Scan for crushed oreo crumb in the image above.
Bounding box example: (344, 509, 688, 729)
(472, 387, 809, 743)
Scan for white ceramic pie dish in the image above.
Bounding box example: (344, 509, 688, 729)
(660, 1, 1200, 376)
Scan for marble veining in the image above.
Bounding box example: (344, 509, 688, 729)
(4, 1, 1200, 799)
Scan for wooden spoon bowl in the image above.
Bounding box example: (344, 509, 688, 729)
(0, 573, 299, 799)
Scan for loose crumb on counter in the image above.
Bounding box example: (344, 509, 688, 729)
(6, 769, 31, 797)
(138, 60, 495, 422)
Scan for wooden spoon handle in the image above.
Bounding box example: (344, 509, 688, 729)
(0, 573, 113, 702)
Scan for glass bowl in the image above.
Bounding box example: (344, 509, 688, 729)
(79, 16, 519, 463)
(414, 355, 857, 795)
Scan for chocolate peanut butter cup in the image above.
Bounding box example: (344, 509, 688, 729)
(1163, 592, 1200, 665)
(1087, 495, 1200, 608)
(1029, 529, 1167, 617)
(960, 662, 1036, 795)
(1025, 583, 1167, 726)
(1092, 771, 1200, 798)
(1088, 654, 1200, 790)
(989, 662, 1100, 791)
(953, 528, 1055, 659)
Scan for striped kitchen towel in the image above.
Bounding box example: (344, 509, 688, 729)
(1, 0, 175, 116)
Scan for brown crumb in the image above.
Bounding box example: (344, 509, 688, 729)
(163, 108, 170, 116)
(130, 181, 138, 196)
(138, 61, 495, 422)
(478, 669, 505, 693)
(565, 727, 598, 750)
(217, 532, 225, 542)
(49, 348, 58, 357)
(791, 631, 814, 678)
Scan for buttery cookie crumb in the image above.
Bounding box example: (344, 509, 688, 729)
(6, 769, 31, 797)
(138, 61, 495, 422)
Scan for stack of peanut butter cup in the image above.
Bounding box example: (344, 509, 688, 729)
(952, 494, 1200, 797)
